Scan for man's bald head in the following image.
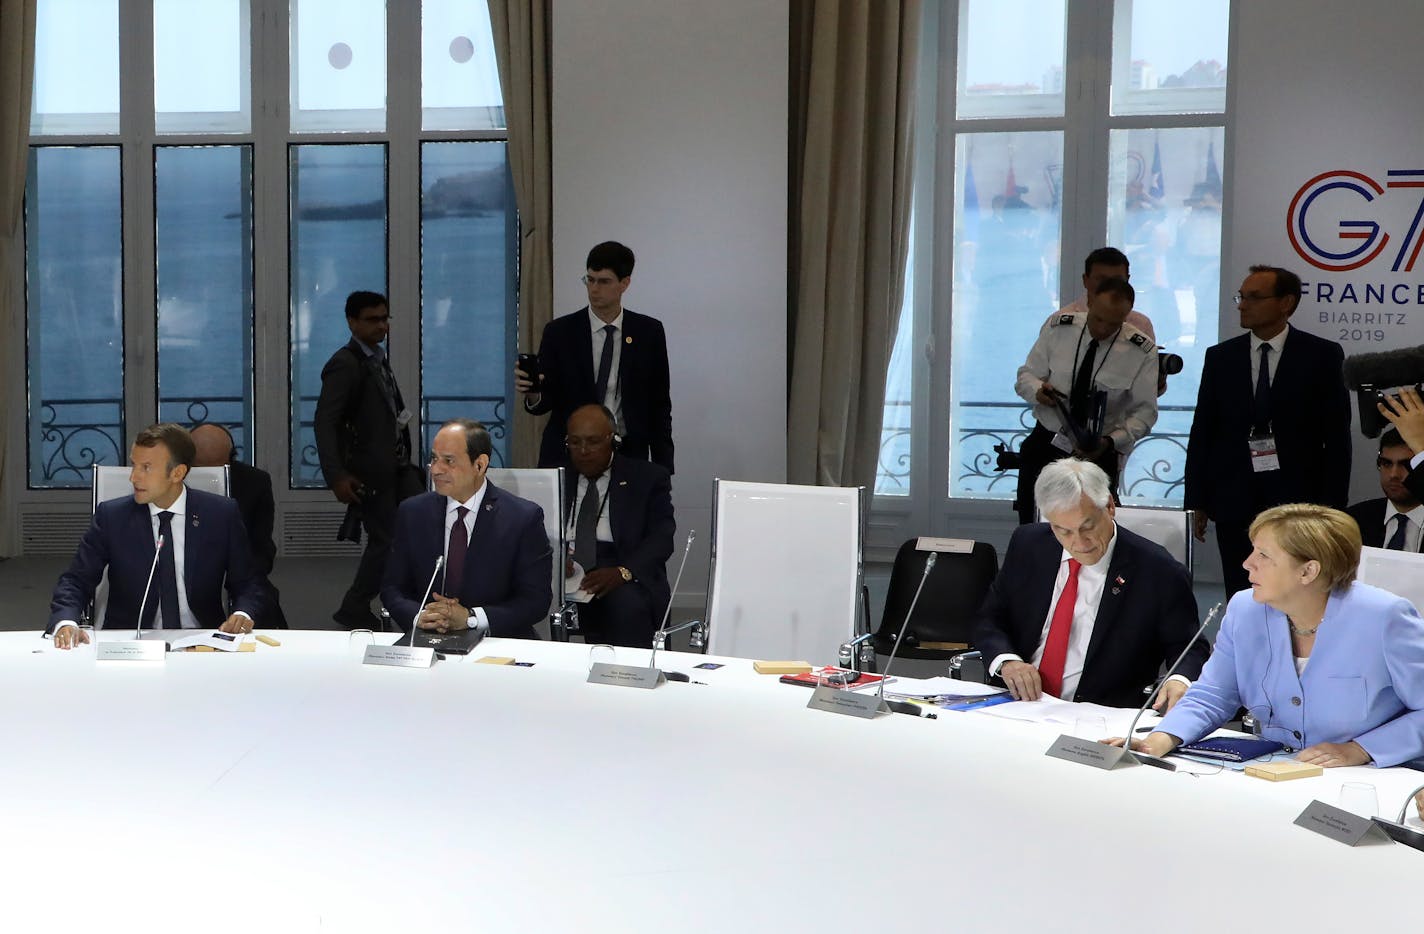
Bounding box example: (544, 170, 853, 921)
(190, 424, 235, 467)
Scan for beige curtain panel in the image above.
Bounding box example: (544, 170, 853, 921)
(487, 0, 554, 469)
(789, 0, 920, 489)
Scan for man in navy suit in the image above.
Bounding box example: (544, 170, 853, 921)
(1347, 428, 1422, 551)
(972, 459, 1207, 709)
(380, 419, 552, 639)
(48, 424, 269, 650)
(563, 404, 675, 648)
(1185, 265, 1352, 597)
(515, 241, 674, 473)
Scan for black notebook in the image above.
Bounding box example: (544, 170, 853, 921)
(404, 627, 486, 655)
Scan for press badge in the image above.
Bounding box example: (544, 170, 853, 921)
(1249, 435, 1280, 472)
(1050, 431, 1074, 453)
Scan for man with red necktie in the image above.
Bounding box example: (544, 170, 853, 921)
(972, 459, 1209, 709)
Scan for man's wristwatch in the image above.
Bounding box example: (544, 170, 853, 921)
(617, 566, 633, 582)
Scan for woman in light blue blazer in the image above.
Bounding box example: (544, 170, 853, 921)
(1128, 503, 1424, 768)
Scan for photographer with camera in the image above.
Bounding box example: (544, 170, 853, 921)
(1013, 277, 1160, 525)
(315, 291, 425, 631)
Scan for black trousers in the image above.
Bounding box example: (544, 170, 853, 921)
(1015, 423, 1119, 525)
(576, 541, 660, 649)
(1213, 518, 1254, 602)
(337, 467, 423, 627)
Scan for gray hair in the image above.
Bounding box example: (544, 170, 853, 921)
(1035, 458, 1112, 517)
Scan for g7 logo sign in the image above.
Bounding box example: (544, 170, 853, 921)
(1287, 169, 1424, 272)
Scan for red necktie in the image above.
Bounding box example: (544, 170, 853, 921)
(1039, 558, 1081, 698)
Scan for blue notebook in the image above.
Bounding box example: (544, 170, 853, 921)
(1178, 736, 1283, 762)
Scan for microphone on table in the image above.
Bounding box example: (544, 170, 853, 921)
(649, 530, 696, 673)
(1121, 602, 1222, 771)
(1342, 345, 1424, 437)
(132, 534, 167, 641)
(410, 556, 444, 647)
(874, 552, 937, 713)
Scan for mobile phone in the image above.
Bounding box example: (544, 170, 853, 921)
(516, 353, 542, 384)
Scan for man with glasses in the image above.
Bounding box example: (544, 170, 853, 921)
(562, 404, 675, 648)
(315, 290, 425, 630)
(515, 241, 674, 474)
(1185, 265, 1351, 597)
(1347, 428, 1422, 551)
(381, 419, 551, 640)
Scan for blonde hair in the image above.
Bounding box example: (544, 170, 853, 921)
(1249, 504, 1361, 591)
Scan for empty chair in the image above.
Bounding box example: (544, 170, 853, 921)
(1357, 545, 1424, 615)
(872, 537, 999, 663)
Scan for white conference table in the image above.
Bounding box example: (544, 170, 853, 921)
(0, 629, 1421, 931)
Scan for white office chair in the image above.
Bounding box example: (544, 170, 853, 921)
(1358, 546, 1424, 615)
(1112, 504, 1194, 581)
(696, 479, 864, 665)
(89, 464, 232, 627)
(486, 467, 568, 640)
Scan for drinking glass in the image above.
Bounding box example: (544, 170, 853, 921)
(1338, 782, 1379, 818)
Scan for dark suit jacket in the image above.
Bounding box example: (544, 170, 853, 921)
(380, 483, 552, 639)
(1409, 468, 1424, 503)
(314, 339, 411, 489)
(527, 308, 674, 473)
(228, 460, 290, 629)
(564, 454, 676, 616)
(48, 487, 267, 632)
(1185, 327, 1352, 523)
(1347, 497, 1424, 551)
(971, 523, 1209, 708)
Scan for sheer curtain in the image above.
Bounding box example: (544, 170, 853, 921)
(0, 0, 37, 554)
(788, 0, 920, 488)
(486, 0, 553, 468)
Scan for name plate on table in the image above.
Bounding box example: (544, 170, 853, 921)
(363, 644, 436, 669)
(587, 663, 664, 689)
(96, 640, 168, 662)
(1294, 800, 1394, 847)
(1045, 735, 1141, 770)
(806, 686, 888, 719)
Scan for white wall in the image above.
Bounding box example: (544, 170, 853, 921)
(551, 0, 789, 606)
(1227, 0, 1424, 505)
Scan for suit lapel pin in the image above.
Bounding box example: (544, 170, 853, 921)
(624, 335, 633, 344)
(484, 503, 493, 512)
(619, 480, 628, 486)
(192, 516, 199, 528)
(1111, 575, 1125, 595)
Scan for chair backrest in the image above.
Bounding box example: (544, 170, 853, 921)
(89, 465, 230, 628)
(1113, 505, 1193, 578)
(92, 464, 230, 509)
(875, 537, 999, 649)
(1358, 545, 1424, 614)
(705, 479, 862, 664)
(486, 467, 566, 631)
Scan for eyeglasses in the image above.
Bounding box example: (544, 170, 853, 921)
(581, 275, 619, 288)
(1377, 456, 1413, 470)
(565, 434, 612, 451)
(358, 313, 391, 323)
(1234, 291, 1279, 305)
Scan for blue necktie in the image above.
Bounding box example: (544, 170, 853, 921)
(1253, 344, 1272, 433)
(1386, 513, 1409, 551)
(156, 511, 180, 629)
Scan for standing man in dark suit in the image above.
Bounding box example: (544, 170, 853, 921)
(381, 419, 551, 639)
(1185, 265, 1352, 597)
(1347, 428, 1422, 551)
(48, 424, 270, 649)
(515, 241, 674, 473)
(973, 458, 1207, 709)
(563, 404, 675, 648)
(1379, 386, 1424, 504)
(190, 423, 290, 628)
(315, 291, 424, 630)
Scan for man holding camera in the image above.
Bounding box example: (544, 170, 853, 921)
(1013, 277, 1160, 525)
(315, 290, 424, 630)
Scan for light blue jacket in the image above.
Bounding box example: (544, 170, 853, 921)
(1158, 583, 1424, 767)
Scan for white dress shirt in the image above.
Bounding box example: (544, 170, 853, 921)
(442, 483, 491, 633)
(1248, 324, 1289, 385)
(1382, 501, 1423, 553)
(588, 308, 625, 431)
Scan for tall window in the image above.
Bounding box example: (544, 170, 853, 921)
(23, 0, 514, 495)
(876, 0, 1230, 513)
